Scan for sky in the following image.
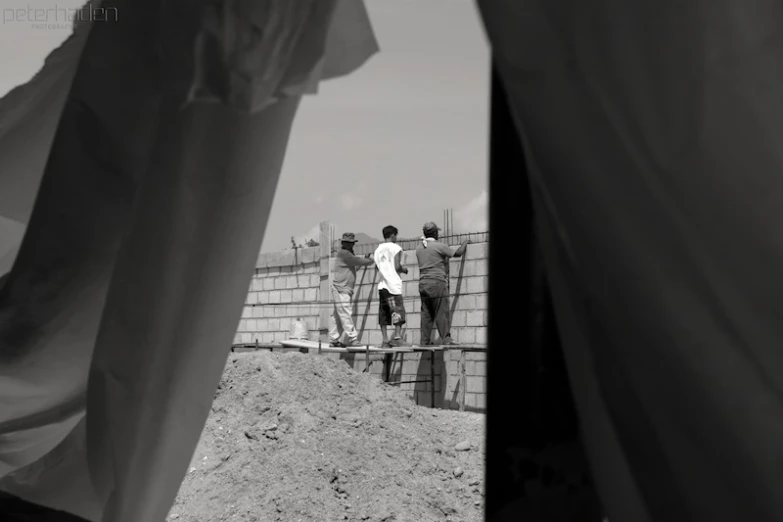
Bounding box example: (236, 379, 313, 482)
(0, 0, 490, 253)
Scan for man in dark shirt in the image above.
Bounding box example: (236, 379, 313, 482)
(415, 221, 470, 345)
(330, 232, 374, 347)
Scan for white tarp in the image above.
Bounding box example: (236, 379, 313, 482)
(476, 0, 783, 520)
(0, 1, 377, 520)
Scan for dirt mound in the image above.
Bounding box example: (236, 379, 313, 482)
(169, 351, 485, 522)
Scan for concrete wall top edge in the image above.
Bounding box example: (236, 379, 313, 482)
(257, 241, 487, 269)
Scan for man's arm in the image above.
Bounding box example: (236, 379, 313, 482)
(345, 252, 375, 267)
(394, 251, 408, 274)
(452, 239, 471, 258)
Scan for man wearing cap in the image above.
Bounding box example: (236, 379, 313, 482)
(415, 222, 470, 345)
(330, 232, 374, 347)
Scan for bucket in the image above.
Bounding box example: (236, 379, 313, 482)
(289, 317, 309, 340)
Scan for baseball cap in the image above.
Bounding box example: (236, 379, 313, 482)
(422, 222, 440, 234)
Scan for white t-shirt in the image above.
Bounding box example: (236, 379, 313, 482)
(373, 241, 404, 295)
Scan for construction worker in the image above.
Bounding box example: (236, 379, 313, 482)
(330, 232, 374, 347)
(415, 221, 470, 345)
(373, 225, 409, 347)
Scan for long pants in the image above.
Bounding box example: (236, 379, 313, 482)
(329, 288, 358, 344)
(419, 279, 452, 345)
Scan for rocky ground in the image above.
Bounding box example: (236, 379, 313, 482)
(169, 350, 485, 522)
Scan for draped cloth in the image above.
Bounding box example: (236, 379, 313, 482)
(0, 1, 377, 520)
(476, 0, 783, 521)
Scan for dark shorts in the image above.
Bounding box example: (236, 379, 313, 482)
(378, 289, 406, 326)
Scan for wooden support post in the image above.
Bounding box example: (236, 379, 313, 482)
(430, 351, 436, 408)
(384, 353, 392, 382)
(318, 221, 332, 347)
(459, 349, 467, 412)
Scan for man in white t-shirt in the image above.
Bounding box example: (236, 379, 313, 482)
(373, 225, 409, 347)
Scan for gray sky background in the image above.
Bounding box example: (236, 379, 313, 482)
(0, 0, 490, 253)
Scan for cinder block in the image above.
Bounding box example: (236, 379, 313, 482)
(405, 313, 420, 330)
(404, 281, 417, 296)
(474, 294, 487, 310)
(239, 332, 252, 344)
(250, 306, 262, 318)
(466, 311, 484, 327)
(248, 319, 260, 331)
(269, 291, 281, 304)
(296, 275, 308, 288)
(366, 330, 382, 346)
(278, 250, 296, 266)
(267, 318, 280, 331)
(256, 252, 274, 269)
(280, 290, 293, 303)
(474, 259, 489, 276)
(474, 361, 487, 376)
(255, 318, 268, 331)
(266, 252, 283, 268)
(241, 306, 253, 319)
(285, 275, 297, 289)
(280, 317, 292, 332)
(451, 311, 467, 327)
(262, 278, 274, 291)
(310, 274, 320, 287)
(251, 332, 263, 342)
(304, 288, 317, 301)
(456, 327, 476, 344)
(455, 295, 476, 311)
(262, 332, 275, 343)
(264, 306, 276, 318)
(467, 276, 487, 294)
(251, 279, 264, 292)
(292, 289, 305, 303)
(475, 327, 487, 345)
(465, 242, 489, 260)
(275, 306, 287, 317)
(273, 277, 286, 290)
(245, 292, 258, 305)
(302, 247, 318, 264)
(305, 317, 317, 331)
(450, 259, 474, 277)
(233, 333, 242, 344)
(237, 319, 248, 332)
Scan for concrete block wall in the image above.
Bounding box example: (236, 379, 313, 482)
(233, 240, 489, 411)
(350, 241, 489, 346)
(235, 241, 489, 347)
(234, 246, 322, 345)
